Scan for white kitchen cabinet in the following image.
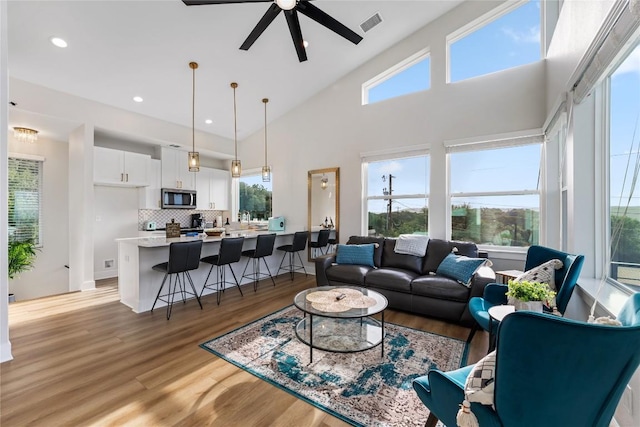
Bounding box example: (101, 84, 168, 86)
(161, 147, 195, 190)
(94, 146, 150, 187)
(196, 167, 229, 210)
(138, 159, 162, 209)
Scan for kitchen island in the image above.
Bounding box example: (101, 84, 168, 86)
(117, 230, 299, 313)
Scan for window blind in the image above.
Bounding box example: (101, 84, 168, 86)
(8, 157, 43, 245)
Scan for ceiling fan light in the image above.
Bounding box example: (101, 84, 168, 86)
(275, 0, 296, 11)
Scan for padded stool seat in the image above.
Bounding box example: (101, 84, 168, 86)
(241, 233, 277, 291)
(201, 236, 245, 305)
(151, 240, 203, 320)
(276, 231, 309, 281)
(309, 229, 331, 258)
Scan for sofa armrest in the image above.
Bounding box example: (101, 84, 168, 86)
(314, 254, 336, 287)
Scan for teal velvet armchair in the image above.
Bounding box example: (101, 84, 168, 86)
(466, 245, 584, 348)
(413, 293, 640, 427)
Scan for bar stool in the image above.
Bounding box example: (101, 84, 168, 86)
(309, 229, 331, 258)
(276, 231, 309, 281)
(327, 237, 337, 253)
(151, 240, 203, 320)
(200, 236, 245, 305)
(241, 233, 277, 291)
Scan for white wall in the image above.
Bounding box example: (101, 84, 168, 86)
(93, 186, 139, 280)
(239, 0, 546, 242)
(1, 0, 11, 362)
(8, 135, 70, 300)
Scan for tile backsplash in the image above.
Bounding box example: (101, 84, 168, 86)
(138, 209, 229, 230)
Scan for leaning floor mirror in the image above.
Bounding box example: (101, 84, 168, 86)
(308, 167, 340, 261)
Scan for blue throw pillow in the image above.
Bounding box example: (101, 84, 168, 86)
(336, 244, 375, 267)
(436, 253, 487, 287)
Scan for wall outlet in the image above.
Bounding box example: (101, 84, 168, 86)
(104, 259, 114, 268)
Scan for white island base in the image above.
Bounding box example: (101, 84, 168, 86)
(117, 231, 298, 313)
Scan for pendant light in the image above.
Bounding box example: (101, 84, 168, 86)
(187, 62, 200, 172)
(321, 174, 329, 190)
(13, 127, 38, 143)
(231, 82, 241, 178)
(261, 98, 271, 182)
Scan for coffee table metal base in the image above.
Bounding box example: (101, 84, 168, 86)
(295, 313, 385, 363)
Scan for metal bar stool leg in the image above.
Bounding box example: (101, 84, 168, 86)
(185, 271, 203, 310)
(262, 258, 276, 287)
(151, 273, 169, 313)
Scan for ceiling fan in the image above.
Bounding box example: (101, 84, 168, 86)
(182, 0, 363, 62)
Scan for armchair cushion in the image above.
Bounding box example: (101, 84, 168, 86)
(436, 253, 489, 287)
(335, 243, 375, 267)
(514, 258, 563, 290)
(464, 350, 496, 406)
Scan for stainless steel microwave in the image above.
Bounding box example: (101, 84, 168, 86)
(161, 188, 197, 209)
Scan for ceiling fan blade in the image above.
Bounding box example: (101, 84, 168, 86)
(239, 3, 282, 51)
(285, 10, 307, 62)
(183, 0, 270, 5)
(297, 1, 363, 45)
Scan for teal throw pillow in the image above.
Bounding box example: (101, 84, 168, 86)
(436, 253, 487, 287)
(336, 244, 375, 267)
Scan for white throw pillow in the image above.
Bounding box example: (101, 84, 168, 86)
(394, 234, 429, 257)
(514, 259, 563, 291)
(464, 350, 496, 407)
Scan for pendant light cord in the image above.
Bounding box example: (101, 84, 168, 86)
(232, 83, 238, 160)
(263, 98, 268, 165)
(192, 64, 196, 152)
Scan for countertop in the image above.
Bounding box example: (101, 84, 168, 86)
(117, 230, 294, 248)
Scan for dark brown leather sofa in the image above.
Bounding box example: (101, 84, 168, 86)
(314, 236, 495, 326)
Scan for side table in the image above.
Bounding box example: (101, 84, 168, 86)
(495, 270, 523, 284)
(487, 305, 515, 352)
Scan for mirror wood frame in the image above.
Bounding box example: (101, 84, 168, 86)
(307, 167, 340, 261)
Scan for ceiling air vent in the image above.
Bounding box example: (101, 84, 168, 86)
(169, 144, 180, 148)
(360, 12, 382, 33)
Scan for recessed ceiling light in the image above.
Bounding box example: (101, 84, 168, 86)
(133, 96, 143, 103)
(50, 37, 68, 48)
(303, 40, 309, 48)
(205, 119, 213, 124)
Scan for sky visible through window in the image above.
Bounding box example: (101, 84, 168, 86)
(368, 57, 430, 104)
(450, 0, 541, 82)
(610, 43, 640, 212)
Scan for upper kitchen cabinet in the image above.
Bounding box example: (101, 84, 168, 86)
(161, 147, 195, 190)
(196, 167, 230, 210)
(139, 159, 162, 209)
(94, 146, 150, 187)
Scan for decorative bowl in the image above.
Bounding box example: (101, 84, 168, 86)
(205, 229, 223, 237)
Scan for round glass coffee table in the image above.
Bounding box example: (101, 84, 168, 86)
(293, 286, 388, 363)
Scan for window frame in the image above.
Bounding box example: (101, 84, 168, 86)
(235, 167, 273, 223)
(445, 129, 544, 251)
(8, 153, 44, 247)
(362, 48, 431, 106)
(361, 146, 430, 236)
(446, 0, 541, 84)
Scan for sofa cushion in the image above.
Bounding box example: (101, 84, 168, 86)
(436, 253, 488, 287)
(365, 267, 418, 293)
(411, 275, 471, 302)
(335, 244, 375, 267)
(381, 239, 423, 274)
(347, 236, 385, 267)
(326, 264, 374, 286)
(422, 239, 479, 274)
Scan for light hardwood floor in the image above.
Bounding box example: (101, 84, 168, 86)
(1, 274, 488, 426)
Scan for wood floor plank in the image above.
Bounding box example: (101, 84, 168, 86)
(1, 274, 488, 426)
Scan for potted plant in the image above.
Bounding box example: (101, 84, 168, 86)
(505, 280, 556, 312)
(8, 239, 39, 302)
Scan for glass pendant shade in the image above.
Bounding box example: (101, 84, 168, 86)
(262, 165, 271, 182)
(13, 127, 38, 143)
(321, 175, 328, 190)
(276, 0, 296, 10)
(231, 160, 242, 178)
(188, 151, 200, 172)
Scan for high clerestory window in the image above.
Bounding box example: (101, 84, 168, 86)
(362, 49, 430, 105)
(8, 155, 43, 245)
(447, 0, 541, 83)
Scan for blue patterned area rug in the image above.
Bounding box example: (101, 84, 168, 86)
(200, 305, 467, 427)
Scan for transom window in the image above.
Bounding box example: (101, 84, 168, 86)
(364, 154, 429, 237)
(362, 49, 431, 105)
(449, 141, 542, 247)
(447, 0, 541, 83)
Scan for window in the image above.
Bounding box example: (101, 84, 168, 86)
(238, 173, 272, 222)
(447, 0, 541, 83)
(608, 43, 640, 291)
(364, 155, 429, 237)
(449, 142, 542, 247)
(362, 49, 430, 105)
(8, 156, 43, 245)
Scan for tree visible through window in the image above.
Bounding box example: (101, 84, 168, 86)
(8, 157, 43, 245)
(239, 174, 272, 221)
